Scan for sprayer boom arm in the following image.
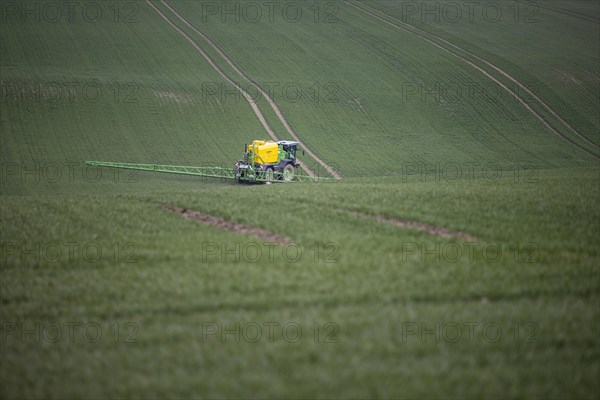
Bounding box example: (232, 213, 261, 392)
(85, 161, 332, 183)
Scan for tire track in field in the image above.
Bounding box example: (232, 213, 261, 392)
(161, 0, 342, 180)
(145, 0, 316, 177)
(354, 0, 600, 151)
(345, 0, 600, 159)
(537, 3, 599, 24)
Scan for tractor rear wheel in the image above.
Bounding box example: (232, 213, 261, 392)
(282, 164, 295, 182)
(265, 167, 275, 183)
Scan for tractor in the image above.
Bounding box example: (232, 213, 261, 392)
(234, 140, 300, 183)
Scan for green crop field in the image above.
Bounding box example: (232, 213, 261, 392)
(1, 0, 598, 398)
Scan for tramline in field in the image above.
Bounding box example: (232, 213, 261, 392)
(87, 140, 331, 183)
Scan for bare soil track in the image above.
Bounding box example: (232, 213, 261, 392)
(146, 0, 341, 179)
(164, 205, 293, 244)
(346, 0, 600, 160)
(356, 212, 479, 241)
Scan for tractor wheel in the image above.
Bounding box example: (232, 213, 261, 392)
(234, 161, 244, 184)
(265, 167, 275, 183)
(282, 164, 295, 182)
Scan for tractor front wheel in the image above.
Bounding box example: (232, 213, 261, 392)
(282, 164, 295, 182)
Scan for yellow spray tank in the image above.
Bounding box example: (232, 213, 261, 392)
(247, 140, 279, 164)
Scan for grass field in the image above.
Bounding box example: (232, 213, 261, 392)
(1, 0, 599, 398)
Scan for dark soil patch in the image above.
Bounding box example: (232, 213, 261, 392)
(358, 212, 479, 241)
(164, 205, 293, 244)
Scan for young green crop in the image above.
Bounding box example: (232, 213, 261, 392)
(1, 0, 598, 398)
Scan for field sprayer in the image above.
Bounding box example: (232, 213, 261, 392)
(86, 140, 332, 183)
